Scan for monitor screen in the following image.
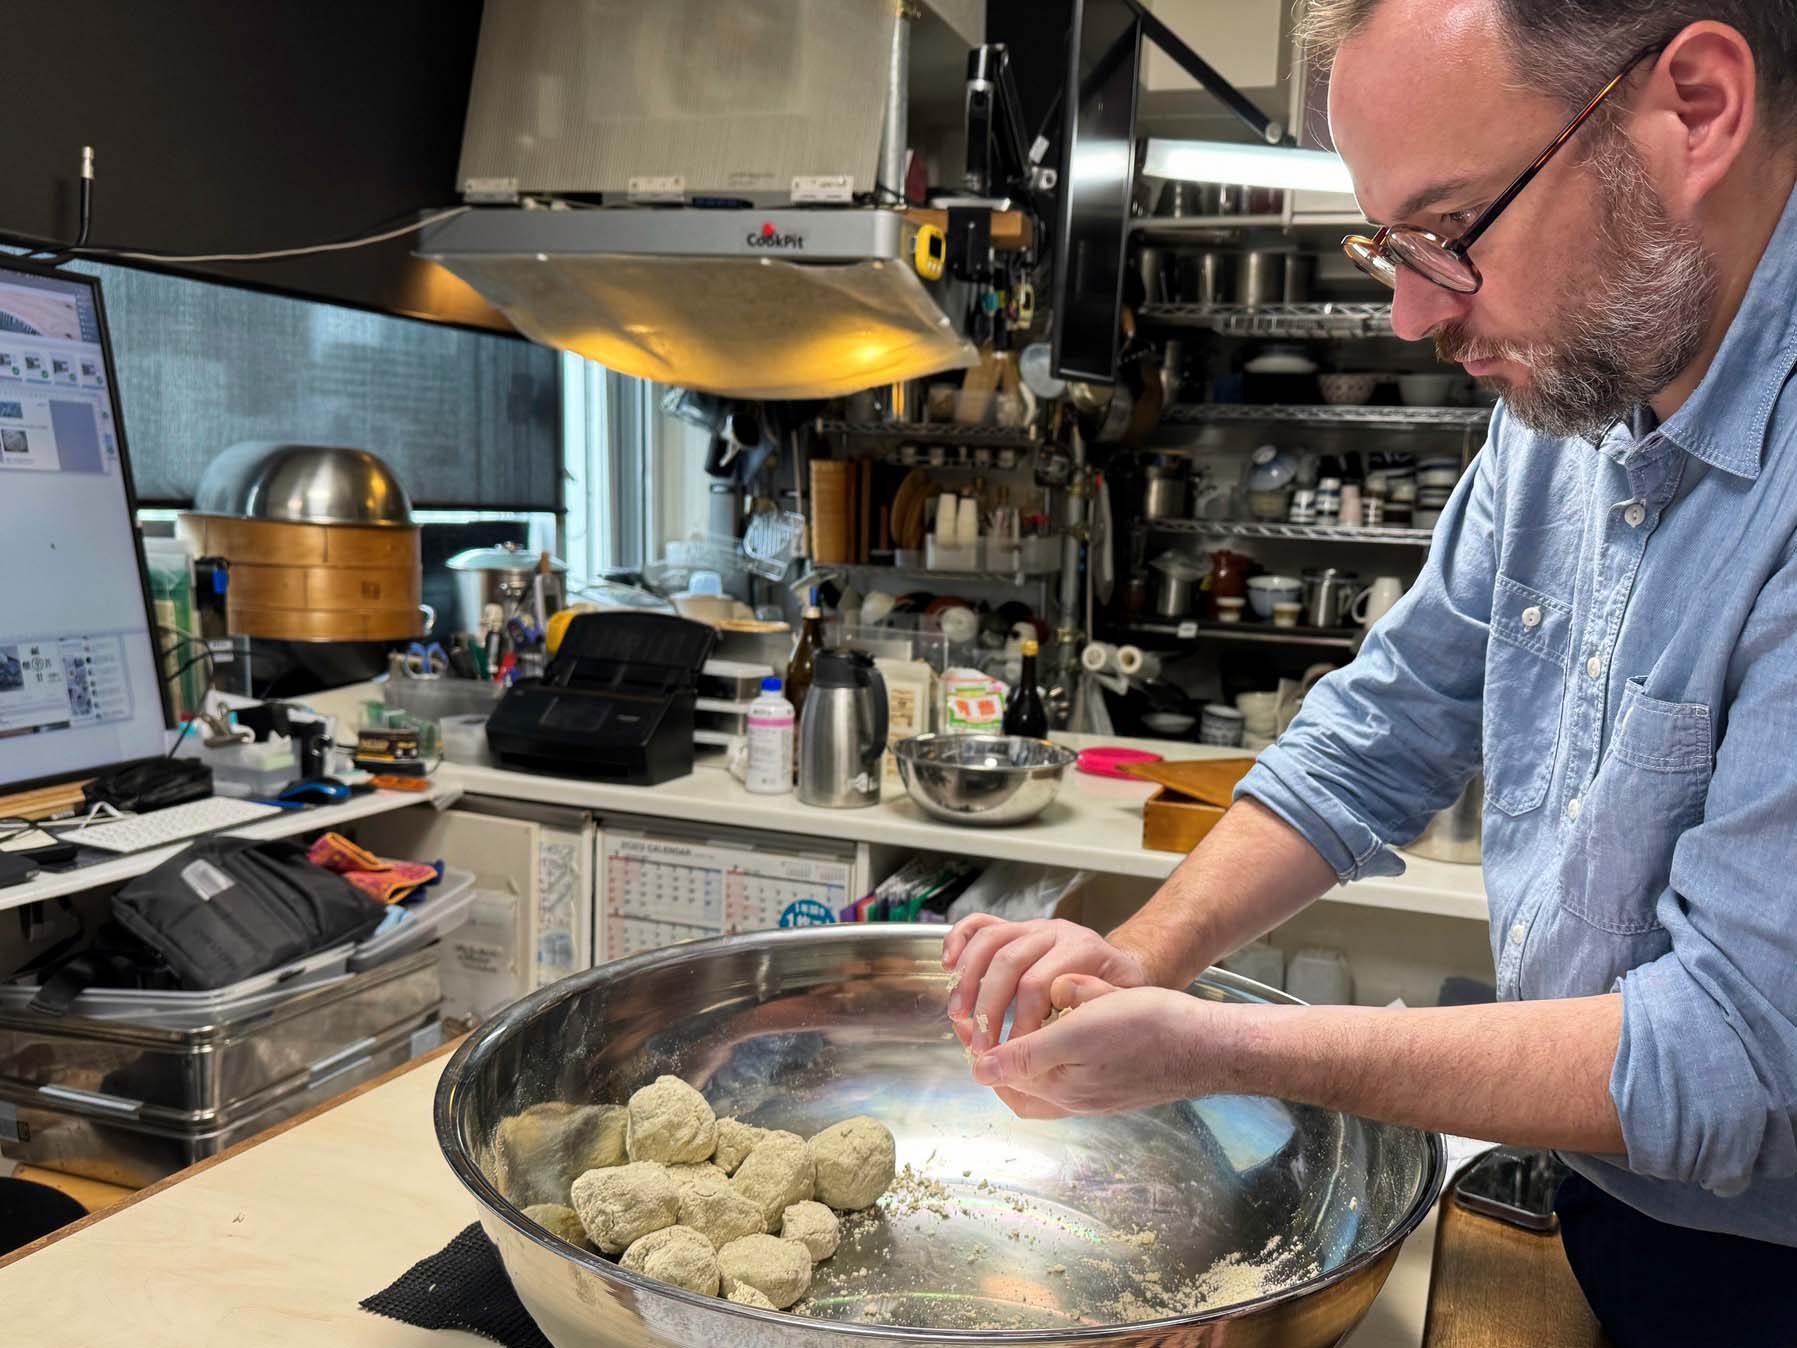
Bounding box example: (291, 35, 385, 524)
(0, 258, 169, 792)
(1049, 0, 1142, 387)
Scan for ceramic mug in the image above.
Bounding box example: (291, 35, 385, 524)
(1352, 577, 1405, 627)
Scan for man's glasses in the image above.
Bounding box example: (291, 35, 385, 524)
(1342, 44, 1665, 295)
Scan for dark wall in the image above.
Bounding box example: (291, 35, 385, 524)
(0, 1, 509, 332)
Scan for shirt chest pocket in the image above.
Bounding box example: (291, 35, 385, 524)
(1558, 679, 1712, 935)
(1483, 574, 1572, 816)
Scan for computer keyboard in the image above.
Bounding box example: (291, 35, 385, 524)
(69, 797, 284, 855)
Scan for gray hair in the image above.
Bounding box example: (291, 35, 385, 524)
(1296, 0, 1797, 140)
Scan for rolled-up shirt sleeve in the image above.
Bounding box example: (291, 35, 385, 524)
(1237, 416, 1505, 882)
(1612, 550, 1797, 1195)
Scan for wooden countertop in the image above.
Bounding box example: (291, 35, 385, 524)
(0, 1048, 1440, 1347)
(1422, 1186, 1607, 1348)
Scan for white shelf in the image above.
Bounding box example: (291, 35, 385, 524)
(1114, 619, 1364, 651)
(1140, 301, 1394, 340)
(1163, 403, 1492, 430)
(441, 749, 1488, 922)
(0, 785, 456, 913)
(1141, 518, 1435, 547)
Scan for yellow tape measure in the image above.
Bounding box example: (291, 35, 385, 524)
(913, 224, 946, 281)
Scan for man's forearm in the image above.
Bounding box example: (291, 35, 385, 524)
(1211, 994, 1627, 1154)
(1109, 797, 1339, 988)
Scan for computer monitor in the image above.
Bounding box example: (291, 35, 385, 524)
(1049, 0, 1144, 387)
(0, 256, 170, 794)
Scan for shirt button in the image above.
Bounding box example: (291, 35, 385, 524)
(1510, 922, 1528, 946)
(1625, 503, 1647, 528)
(1521, 606, 1543, 629)
(1567, 797, 1582, 821)
(1586, 656, 1603, 679)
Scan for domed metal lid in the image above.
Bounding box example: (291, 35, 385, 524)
(193, 442, 413, 527)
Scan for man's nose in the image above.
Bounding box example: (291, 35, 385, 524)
(1390, 266, 1470, 343)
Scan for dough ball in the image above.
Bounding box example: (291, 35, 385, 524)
(717, 1233, 813, 1309)
(570, 1162, 679, 1255)
(712, 1119, 772, 1175)
(726, 1283, 778, 1310)
(731, 1131, 815, 1228)
(665, 1162, 729, 1190)
(493, 1103, 628, 1208)
(678, 1172, 766, 1250)
(522, 1203, 592, 1250)
(627, 1076, 718, 1164)
(621, 1225, 721, 1296)
(810, 1116, 897, 1211)
(779, 1200, 840, 1262)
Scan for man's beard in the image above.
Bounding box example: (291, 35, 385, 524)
(1434, 135, 1720, 440)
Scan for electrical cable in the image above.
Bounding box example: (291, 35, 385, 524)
(101, 206, 471, 264)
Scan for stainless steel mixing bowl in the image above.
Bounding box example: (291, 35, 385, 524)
(436, 926, 1443, 1348)
(894, 734, 1078, 827)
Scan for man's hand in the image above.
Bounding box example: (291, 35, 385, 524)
(969, 975, 1214, 1120)
(942, 914, 1153, 1053)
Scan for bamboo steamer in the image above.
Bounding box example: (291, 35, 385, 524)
(176, 513, 425, 642)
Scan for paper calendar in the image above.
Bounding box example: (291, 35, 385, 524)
(599, 828, 854, 962)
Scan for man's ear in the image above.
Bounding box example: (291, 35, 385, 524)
(1638, 23, 1758, 214)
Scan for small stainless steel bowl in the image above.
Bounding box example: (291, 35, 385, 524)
(893, 733, 1078, 827)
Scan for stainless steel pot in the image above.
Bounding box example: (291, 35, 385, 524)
(1182, 252, 1233, 306)
(1156, 570, 1197, 618)
(1142, 474, 1188, 520)
(1236, 251, 1287, 308)
(1406, 775, 1484, 863)
(434, 926, 1443, 1348)
(446, 543, 567, 637)
(1301, 568, 1361, 629)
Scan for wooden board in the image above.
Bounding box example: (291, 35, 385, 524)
(1422, 1190, 1608, 1348)
(904, 208, 1035, 252)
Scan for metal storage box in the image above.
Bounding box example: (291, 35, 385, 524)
(0, 944, 442, 1114)
(0, 1007, 442, 1187)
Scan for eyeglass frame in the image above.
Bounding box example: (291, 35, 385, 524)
(1342, 42, 1668, 294)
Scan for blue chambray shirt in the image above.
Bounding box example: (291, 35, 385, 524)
(1238, 183, 1797, 1245)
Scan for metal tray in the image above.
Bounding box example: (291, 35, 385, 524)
(0, 1009, 443, 1188)
(0, 944, 442, 1113)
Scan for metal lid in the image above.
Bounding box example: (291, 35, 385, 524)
(193, 442, 413, 527)
(447, 543, 567, 574)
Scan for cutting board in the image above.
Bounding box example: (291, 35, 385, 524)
(1123, 757, 1256, 854)
(1422, 1192, 1608, 1347)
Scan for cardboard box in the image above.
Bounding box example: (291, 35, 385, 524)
(1125, 758, 1257, 854)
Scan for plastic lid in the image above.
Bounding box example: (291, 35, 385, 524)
(761, 676, 784, 693)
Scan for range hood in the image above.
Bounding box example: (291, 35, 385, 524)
(419, 0, 983, 399)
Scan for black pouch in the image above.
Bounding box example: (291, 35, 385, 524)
(110, 836, 386, 990)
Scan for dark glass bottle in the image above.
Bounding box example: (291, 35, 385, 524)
(1003, 639, 1049, 739)
(785, 606, 826, 722)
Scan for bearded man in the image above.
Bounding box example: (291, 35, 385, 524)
(944, 5, 1797, 1340)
